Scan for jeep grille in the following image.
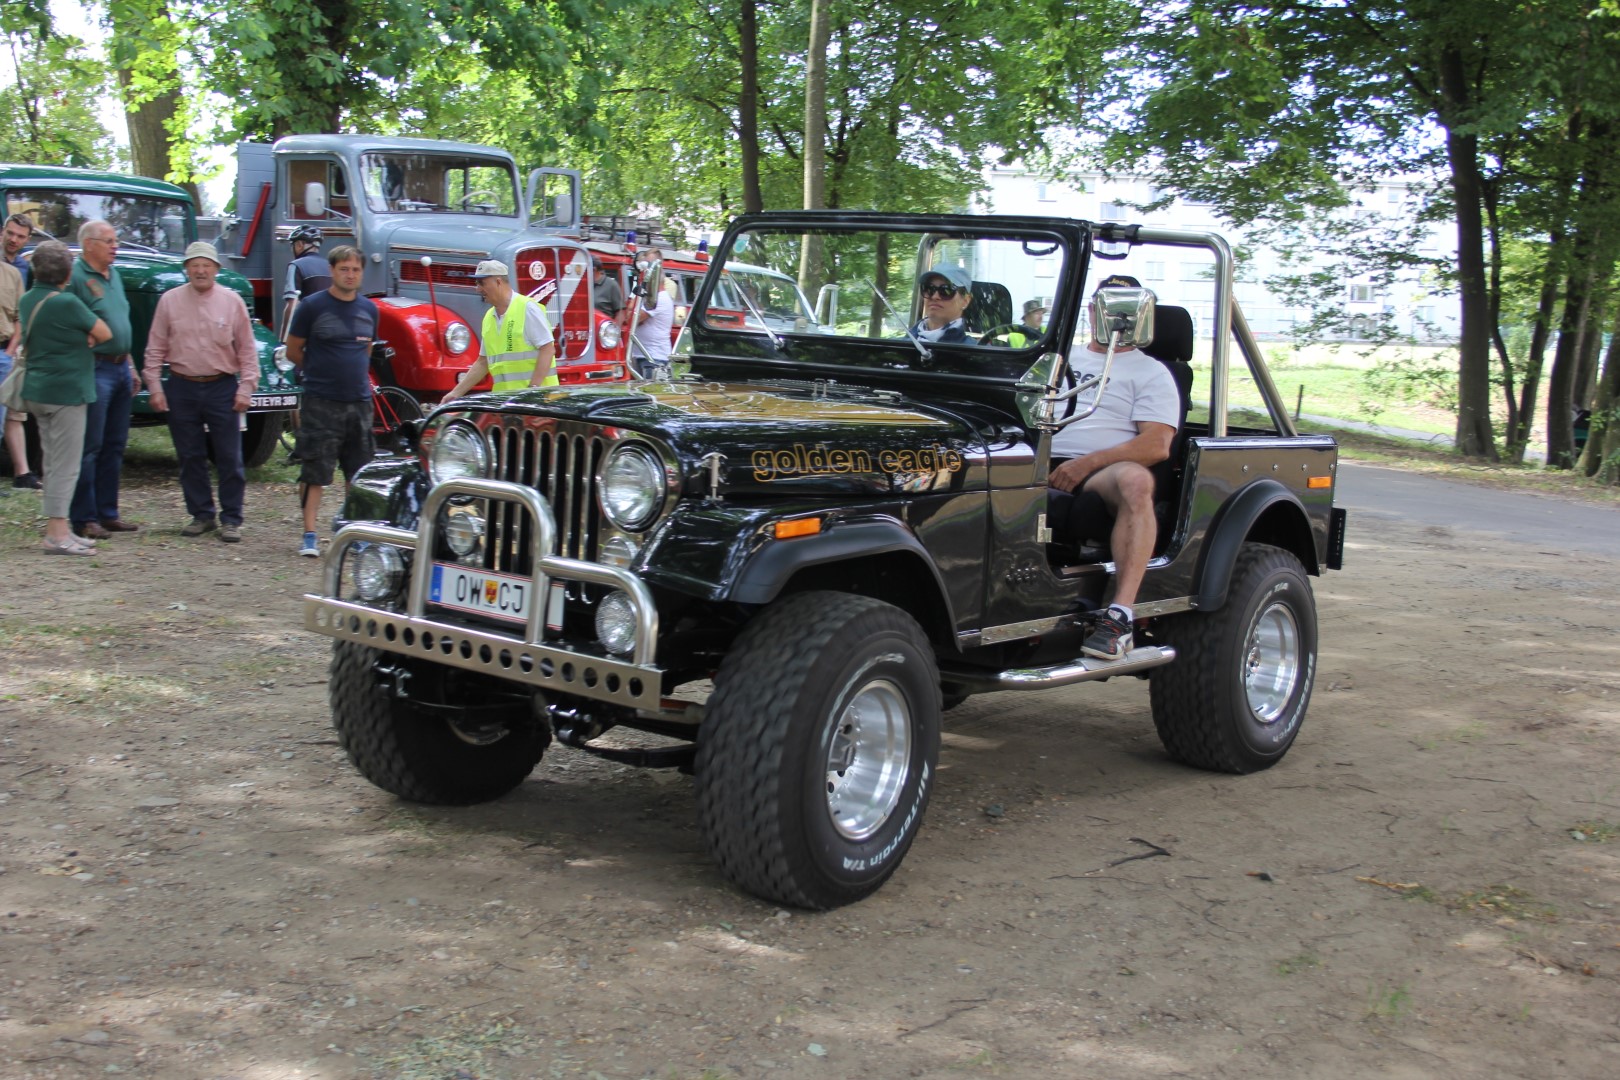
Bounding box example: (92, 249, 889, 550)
(480, 419, 606, 571)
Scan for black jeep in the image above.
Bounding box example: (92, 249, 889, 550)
(304, 211, 1346, 909)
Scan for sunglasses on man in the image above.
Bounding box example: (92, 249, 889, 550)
(920, 282, 964, 299)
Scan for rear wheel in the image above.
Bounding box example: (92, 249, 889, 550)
(329, 642, 549, 805)
(695, 592, 941, 909)
(1149, 543, 1317, 773)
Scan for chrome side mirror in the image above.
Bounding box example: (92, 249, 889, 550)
(1090, 286, 1156, 348)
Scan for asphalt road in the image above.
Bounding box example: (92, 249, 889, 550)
(1338, 460, 1620, 558)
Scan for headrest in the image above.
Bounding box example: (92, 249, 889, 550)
(1141, 304, 1194, 365)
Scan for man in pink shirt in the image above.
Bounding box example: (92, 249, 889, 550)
(143, 242, 259, 542)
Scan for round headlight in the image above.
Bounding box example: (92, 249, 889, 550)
(599, 443, 664, 531)
(597, 317, 621, 351)
(595, 590, 637, 656)
(444, 322, 472, 355)
(443, 504, 486, 558)
(353, 544, 405, 601)
(273, 345, 294, 373)
(428, 422, 488, 485)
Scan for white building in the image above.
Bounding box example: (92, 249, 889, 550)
(978, 166, 1460, 345)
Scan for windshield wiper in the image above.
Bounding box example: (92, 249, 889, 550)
(726, 273, 785, 350)
(865, 278, 931, 362)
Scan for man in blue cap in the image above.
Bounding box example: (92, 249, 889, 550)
(911, 265, 974, 343)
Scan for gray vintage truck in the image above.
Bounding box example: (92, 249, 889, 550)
(303, 210, 1346, 909)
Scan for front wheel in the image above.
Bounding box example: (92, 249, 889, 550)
(695, 592, 942, 909)
(241, 410, 287, 468)
(329, 642, 549, 805)
(1149, 543, 1318, 773)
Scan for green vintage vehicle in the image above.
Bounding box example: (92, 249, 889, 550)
(0, 165, 298, 466)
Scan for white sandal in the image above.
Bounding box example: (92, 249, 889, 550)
(42, 535, 92, 556)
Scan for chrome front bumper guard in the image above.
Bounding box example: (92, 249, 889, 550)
(303, 477, 661, 709)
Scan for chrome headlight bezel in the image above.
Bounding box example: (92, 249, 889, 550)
(594, 590, 637, 656)
(273, 344, 295, 373)
(597, 317, 621, 351)
(598, 442, 665, 532)
(444, 321, 472, 355)
(353, 543, 406, 602)
(428, 421, 488, 486)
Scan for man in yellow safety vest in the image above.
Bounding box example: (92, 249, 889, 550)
(443, 260, 558, 401)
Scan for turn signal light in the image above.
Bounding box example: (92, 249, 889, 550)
(773, 517, 822, 540)
(1307, 476, 1332, 489)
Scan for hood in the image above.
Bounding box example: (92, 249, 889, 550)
(444, 379, 988, 497)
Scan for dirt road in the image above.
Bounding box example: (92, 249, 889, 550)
(2, 460, 1617, 1079)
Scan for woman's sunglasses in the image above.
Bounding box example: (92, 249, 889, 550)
(920, 283, 964, 299)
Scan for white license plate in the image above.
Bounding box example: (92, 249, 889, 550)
(429, 563, 532, 623)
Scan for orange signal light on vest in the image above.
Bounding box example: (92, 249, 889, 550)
(1307, 475, 1333, 489)
(773, 518, 822, 540)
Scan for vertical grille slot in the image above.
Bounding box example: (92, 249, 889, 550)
(479, 419, 605, 572)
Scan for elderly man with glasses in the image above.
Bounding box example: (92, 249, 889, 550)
(67, 219, 138, 540)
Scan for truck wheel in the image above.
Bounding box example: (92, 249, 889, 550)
(695, 592, 941, 910)
(1149, 543, 1317, 773)
(242, 411, 287, 468)
(329, 642, 549, 805)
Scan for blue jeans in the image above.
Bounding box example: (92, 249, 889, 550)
(0, 349, 12, 429)
(165, 377, 245, 525)
(70, 359, 134, 528)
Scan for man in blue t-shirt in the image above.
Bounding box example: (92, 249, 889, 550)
(286, 245, 378, 557)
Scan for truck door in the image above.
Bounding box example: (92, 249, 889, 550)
(272, 154, 357, 338)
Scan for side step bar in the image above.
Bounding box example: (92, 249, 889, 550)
(940, 645, 1176, 694)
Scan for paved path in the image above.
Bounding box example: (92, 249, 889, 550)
(1337, 460, 1620, 558)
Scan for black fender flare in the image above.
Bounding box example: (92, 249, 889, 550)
(1193, 479, 1316, 611)
(729, 518, 953, 616)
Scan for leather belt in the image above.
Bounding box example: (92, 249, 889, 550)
(96, 355, 126, 363)
(170, 372, 231, 383)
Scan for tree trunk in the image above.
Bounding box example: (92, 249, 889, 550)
(738, 0, 764, 214)
(1438, 45, 1496, 460)
(798, 0, 831, 293)
(109, 2, 203, 205)
(1580, 306, 1620, 481)
(1545, 259, 1591, 469)
(1510, 239, 1563, 462)
(1485, 177, 1519, 454)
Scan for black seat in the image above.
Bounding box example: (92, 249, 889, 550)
(965, 281, 1012, 335)
(1046, 304, 1196, 556)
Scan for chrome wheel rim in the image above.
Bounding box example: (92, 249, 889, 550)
(447, 718, 510, 747)
(825, 679, 911, 841)
(1245, 601, 1301, 724)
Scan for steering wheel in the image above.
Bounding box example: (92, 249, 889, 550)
(976, 322, 1029, 347)
(461, 189, 501, 210)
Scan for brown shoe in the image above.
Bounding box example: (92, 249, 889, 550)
(79, 521, 112, 540)
(99, 519, 140, 533)
(180, 516, 217, 537)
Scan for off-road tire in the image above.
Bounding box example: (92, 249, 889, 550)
(1149, 543, 1317, 773)
(695, 592, 942, 910)
(241, 410, 287, 468)
(329, 641, 548, 804)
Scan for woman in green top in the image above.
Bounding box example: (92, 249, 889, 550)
(17, 241, 110, 555)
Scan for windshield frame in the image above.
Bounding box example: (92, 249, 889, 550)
(686, 212, 1088, 384)
(4, 188, 195, 255)
(357, 152, 521, 217)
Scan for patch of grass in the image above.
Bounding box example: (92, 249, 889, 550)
(371, 1016, 542, 1080)
(1455, 884, 1556, 921)
(1365, 983, 1412, 1021)
(1570, 821, 1620, 842)
(1275, 952, 1322, 975)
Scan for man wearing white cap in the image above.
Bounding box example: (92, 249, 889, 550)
(443, 260, 556, 401)
(143, 241, 259, 542)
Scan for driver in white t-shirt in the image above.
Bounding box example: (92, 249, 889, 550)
(1049, 275, 1181, 661)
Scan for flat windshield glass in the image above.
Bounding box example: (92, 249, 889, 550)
(359, 153, 519, 216)
(6, 189, 192, 254)
(698, 225, 1068, 349)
